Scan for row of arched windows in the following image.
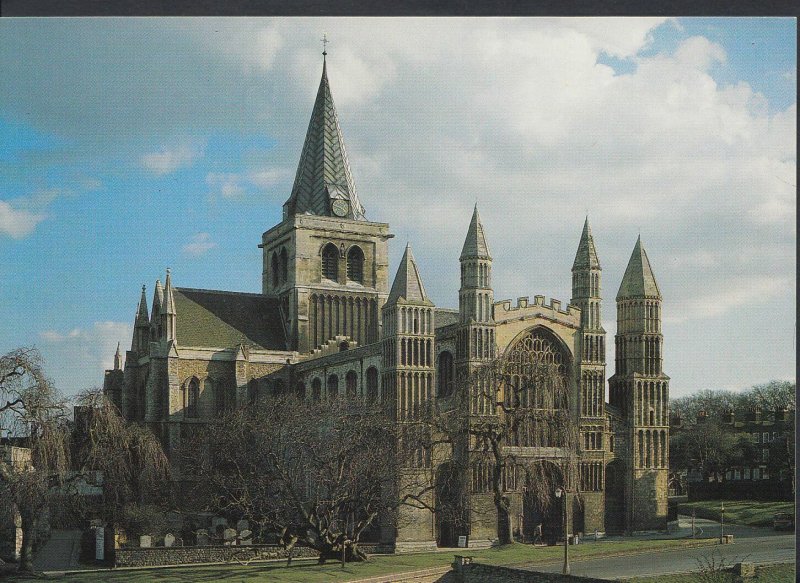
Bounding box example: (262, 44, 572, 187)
(398, 371, 433, 420)
(572, 271, 601, 299)
(636, 380, 668, 427)
(581, 370, 604, 417)
(580, 462, 603, 491)
(321, 243, 364, 284)
(309, 293, 378, 349)
(583, 428, 603, 450)
(298, 366, 380, 403)
(637, 429, 668, 469)
(182, 377, 234, 419)
(400, 338, 432, 367)
(456, 326, 495, 360)
(615, 335, 661, 376)
(617, 300, 661, 334)
(582, 334, 604, 363)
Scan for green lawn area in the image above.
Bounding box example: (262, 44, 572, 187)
(628, 562, 796, 583)
(42, 538, 718, 583)
(677, 500, 795, 527)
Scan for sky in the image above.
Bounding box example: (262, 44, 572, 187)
(0, 17, 795, 400)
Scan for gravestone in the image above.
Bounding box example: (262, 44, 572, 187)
(239, 529, 253, 545)
(139, 535, 152, 548)
(175, 537, 183, 547)
(196, 529, 210, 546)
(212, 516, 227, 530)
(95, 527, 105, 561)
(457, 535, 467, 548)
(164, 533, 175, 547)
(223, 528, 237, 545)
(236, 519, 249, 532)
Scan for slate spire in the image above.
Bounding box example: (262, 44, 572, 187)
(460, 205, 491, 260)
(572, 216, 600, 270)
(283, 56, 365, 221)
(135, 285, 149, 325)
(617, 236, 662, 300)
(388, 243, 431, 304)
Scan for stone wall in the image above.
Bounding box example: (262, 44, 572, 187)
(114, 544, 317, 568)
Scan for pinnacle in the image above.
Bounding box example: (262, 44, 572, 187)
(572, 216, 601, 270)
(617, 237, 662, 300)
(460, 205, 491, 261)
(387, 243, 431, 305)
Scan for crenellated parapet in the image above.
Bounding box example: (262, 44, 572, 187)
(493, 295, 581, 326)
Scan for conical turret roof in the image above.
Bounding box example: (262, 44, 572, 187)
(617, 236, 662, 300)
(387, 244, 432, 305)
(163, 269, 177, 315)
(283, 57, 365, 221)
(572, 217, 600, 270)
(135, 285, 149, 326)
(460, 205, 491, 260)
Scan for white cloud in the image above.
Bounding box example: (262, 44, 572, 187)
(182, 232, 217, 256)
(248, 168, 292, 188)
(206, 172, 245, 199)
(38, 321, 132, 391)
(0, 200, 47, 238)
(141, 143, 203, 175)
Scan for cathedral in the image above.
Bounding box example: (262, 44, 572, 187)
(104, 53, 669, 550)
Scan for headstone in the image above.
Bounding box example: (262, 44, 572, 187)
(224, 528, 237, 545)
(139, 535, 152, 548)
(236, 519, 250, 532)
(196, 529, 210, 546)
(95, 527, 105, 560)
(175, 537, 183, 547)
(239, 529, 252, 545)
(457, 535, 467, 548)
(164, 533, 175, 547)
(212, 516, 227, 531)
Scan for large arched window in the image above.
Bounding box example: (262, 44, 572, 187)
(322, 243, 339, 281)
(327, 374, 339, 399)
(347, 246, 364, 284)
(186, 377, 199, 418)
(438, 351, 454, 397)
(366, 366, 379, 404)
(345, 370, 358, 398)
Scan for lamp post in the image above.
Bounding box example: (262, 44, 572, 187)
(555, 487, 570, 576)
(719, 501, 725, 543)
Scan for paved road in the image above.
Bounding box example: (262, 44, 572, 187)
(527, 515, 796, 581)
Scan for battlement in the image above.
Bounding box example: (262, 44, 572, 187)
(495, 295, 581, 319)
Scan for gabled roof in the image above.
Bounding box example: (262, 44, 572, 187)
(283, 58, 365, 221)
(387, 244, 432, 305)
(460, 205, 491, 260)
(173, 288, 287, 350)
(572, 217, 600, 271)
(617, 236, 662, 300)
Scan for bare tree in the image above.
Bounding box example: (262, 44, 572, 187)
(181, 394, 435, 563)
(0, 347, 71, 573)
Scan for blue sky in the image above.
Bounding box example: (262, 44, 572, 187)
(0, 17, 795, 398)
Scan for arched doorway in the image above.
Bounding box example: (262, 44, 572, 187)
(522, 462, 564, 545)
(605, 460, 625, 534)
(435, 462, 464, 548)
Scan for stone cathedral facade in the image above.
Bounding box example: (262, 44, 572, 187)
(104, 56, 669, 550)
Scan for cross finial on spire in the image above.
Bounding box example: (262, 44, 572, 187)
(321, 33, 329, 56)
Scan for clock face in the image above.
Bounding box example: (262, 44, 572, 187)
(332, 199, 349, 217)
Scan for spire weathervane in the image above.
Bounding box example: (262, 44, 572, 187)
(321, 33, 329, 56)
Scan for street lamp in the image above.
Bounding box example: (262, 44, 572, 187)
(719, 501, 725, 543)
(555, 487, 570, 576)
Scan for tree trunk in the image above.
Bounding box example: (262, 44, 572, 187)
(18, 510, 37, 573)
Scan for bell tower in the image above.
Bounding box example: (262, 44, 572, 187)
(259, 53, 391, 353)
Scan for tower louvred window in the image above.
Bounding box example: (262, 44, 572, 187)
(322, 243, 338, 280)
(347, 246, 364, 283)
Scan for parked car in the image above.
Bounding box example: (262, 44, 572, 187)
(773, 512, 794, 530)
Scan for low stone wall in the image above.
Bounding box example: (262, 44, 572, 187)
(114, 544, 317, 568)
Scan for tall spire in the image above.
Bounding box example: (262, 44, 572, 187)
(388, 243, 431, 304)
(617, 236, 662, 299)
(113, 342, 122, 370)
(151, 279, 164, 322)
(283, 54, 365, 221)
(572, 216, 600, 270)
(460, 205, 491, 260)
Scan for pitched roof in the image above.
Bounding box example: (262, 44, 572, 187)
(460, 205, 491, 260)
(283, 58, 365, 221)
(617, 236, 662, 300)
(434, 308, 460, 329)
(387, 244, 432, 305)
(572, 217, 600, 270)
(173, 288, 287, 350)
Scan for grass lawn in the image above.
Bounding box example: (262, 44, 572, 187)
(677, 500, 795, 527)
(628, 562, 796, 583)
(36, 538, 719, 583)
